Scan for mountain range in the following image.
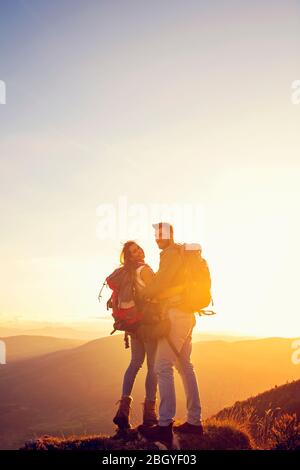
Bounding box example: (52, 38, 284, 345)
(0, 334, 299, 449)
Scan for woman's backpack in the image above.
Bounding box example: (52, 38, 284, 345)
(105, 265, 144, 334)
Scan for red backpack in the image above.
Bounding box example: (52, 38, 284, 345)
(105, 264, 145, 334)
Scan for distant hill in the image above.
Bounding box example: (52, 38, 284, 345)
(0, 321, 259, 342)
(0, 326, 106, 341)
(0, 335, 86, 362)
(0, 335, 299, 449)
(215, 379, 300, 422)
(191, 337, 300, 416)
(214, 379, 300, 449)
(192, 332, 257, 343)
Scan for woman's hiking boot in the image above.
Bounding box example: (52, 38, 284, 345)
(113, 396, 132, 430)
(142, 399, 158, 426)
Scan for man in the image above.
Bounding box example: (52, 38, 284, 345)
(138, 222, 203, 443)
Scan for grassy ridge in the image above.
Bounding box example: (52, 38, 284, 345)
(22, 422, 252, 451)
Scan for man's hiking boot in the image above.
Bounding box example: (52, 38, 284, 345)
(113, 396, 132, 430)
(142, 399, 158, 426)
(111, 428, 129, 440)
(111, 428, 138, 441)
(173, 422, 204, 436)
(138, 423, 173, 444)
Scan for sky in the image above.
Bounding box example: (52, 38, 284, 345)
(0, 0, 299, 337)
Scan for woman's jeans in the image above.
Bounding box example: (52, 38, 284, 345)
(122, 335, 158, 401)
(155, 307, 202, 427)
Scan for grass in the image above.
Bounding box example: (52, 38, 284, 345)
(22, 421, 252, 451)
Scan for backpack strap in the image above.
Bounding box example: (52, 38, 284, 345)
(98, 280, 107, 303)
(166, 336, 181, 359)
(165, 322, 194, 360)
(124, 331, 130, 349)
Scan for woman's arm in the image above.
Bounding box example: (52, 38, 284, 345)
(140, 265, 155, 285)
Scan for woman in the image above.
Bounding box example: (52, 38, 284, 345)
(112, 241, 158, 434)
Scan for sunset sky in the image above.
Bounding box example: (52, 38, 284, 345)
(0, 0, 299, 337)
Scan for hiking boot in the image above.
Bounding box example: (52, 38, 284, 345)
(113, 396, 132, 430)
(111, 428, 128, 440)
(111, 428, 138, 441)
(138, 423, 173, 443)
(142, 399, 158, 426)
(173, 422, 204, 436)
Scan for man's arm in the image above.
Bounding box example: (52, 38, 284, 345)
(141, 248, 182, 299)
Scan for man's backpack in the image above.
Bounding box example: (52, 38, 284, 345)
(179, 244, 213, 314)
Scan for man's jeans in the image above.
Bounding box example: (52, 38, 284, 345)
(155, 307, 202, 426)
(122, 335, 158, 401)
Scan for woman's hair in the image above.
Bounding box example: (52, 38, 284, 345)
(120, 240, 144, 269)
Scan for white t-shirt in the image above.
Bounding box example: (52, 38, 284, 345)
(135, 264, 146, 291)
